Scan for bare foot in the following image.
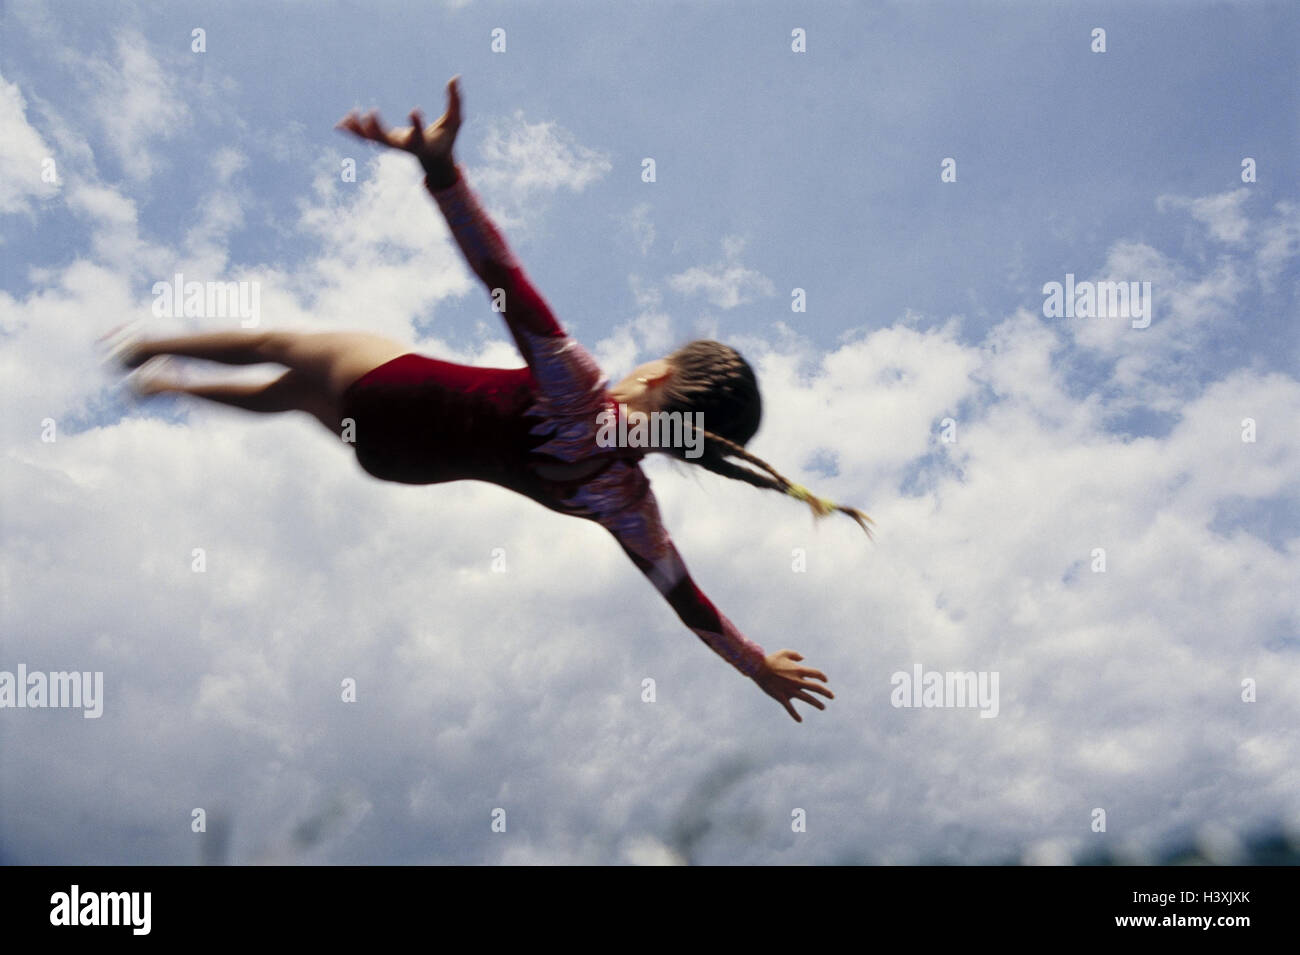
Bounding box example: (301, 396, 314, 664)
(97, 323, 150, 369)
(127, 356, 180, 396)
(120, 345, 151, 369)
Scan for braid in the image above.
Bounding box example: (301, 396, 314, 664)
(659, 339, 875, 540)
(696, 430, 875, 538)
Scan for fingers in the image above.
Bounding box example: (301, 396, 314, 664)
(408, 109, 426, 150)
(339, 85, 460, 151)
(793, 690, 826, 711)
(362, 110, 387, 142)
(336, 111, 366, 136)
(799, 680, 834, 700)
(348, 110, 375, 139)
(335, 109, 384, 142)
(447, 74, 462, 123)
(762, 656, 831, 720)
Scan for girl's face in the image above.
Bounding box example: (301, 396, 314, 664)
(609, 357, 672, 413)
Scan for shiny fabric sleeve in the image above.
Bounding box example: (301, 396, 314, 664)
(426, 166, 586, 366)
(599, 484, 768, 679)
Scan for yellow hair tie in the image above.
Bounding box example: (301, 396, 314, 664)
(786, 482, 835, 517)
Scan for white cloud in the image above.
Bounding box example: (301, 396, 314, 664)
(620, 202, 655, 256)
(1255, 199, 1300, 289)
(471, 109, 613, 232)
(628, 274, 661, 310)
(211, 147, 247, 184)
(287, 150, 482, 344)
(1046, 191, 1300, 422)
(0, 73, 60, 214)
(1157, 188, 1251, 244)
(64, 182, 136, 228)
(593, 309, 676, 377)
(667, 235, 775, 309)
(85, 29, 190, 180)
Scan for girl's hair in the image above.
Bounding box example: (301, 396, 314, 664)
(657, 340, 874, 537)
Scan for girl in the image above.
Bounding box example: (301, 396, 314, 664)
(111, 77, 871, 722)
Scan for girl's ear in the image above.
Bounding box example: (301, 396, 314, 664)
(644, 358, 674, 385)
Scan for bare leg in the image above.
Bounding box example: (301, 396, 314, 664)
(138, 369, 344, 435)
(125, 329, 411, 399)
(124, 330, 281, 368)
(262, 331, 412, 397)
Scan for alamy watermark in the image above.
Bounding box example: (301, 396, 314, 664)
(152, 271, 261, 327)
(596, 404, 704, 458)
(890, 664, 999, 718)
(50, 885, 150, 935)
(1042, 273, 1152, 328)
(0, 664, 103, 718)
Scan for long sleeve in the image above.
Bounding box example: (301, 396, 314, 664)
(598, 481, 768, 679)
(427, 166, 572, 351)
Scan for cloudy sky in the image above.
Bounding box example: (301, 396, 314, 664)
(2, 0, 1297, 865)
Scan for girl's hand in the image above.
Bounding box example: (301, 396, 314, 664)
(336, 74, 462, 168)
(754, 649, 833, 722)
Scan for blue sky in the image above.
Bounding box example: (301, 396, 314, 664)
(1, 0, 1297, 864)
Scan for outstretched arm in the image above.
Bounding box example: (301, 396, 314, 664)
(337, 77, 574, 371)
(604, 487, 835, 722)
(423, 163, 571, 351)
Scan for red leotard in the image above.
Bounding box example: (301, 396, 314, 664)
(340, 165, 767, 678)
